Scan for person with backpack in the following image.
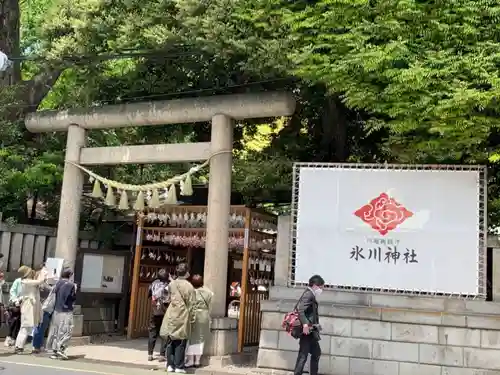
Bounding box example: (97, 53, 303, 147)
(291, 275, 325, 375)
(4, 266, 25, 347)
(147, 268, 170, 362)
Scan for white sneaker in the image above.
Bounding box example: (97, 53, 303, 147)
(57, 350, 68, 360)
(3, 337, 11, 347)
(175, 369, 186, 374)
(167, 366, 174, 372)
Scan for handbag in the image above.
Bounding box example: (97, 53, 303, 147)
(197, 290, 210, 310)
(42, 287, 56, 314)
(282, 289, 308, 339)
(227, 300, 240, 319)
(42, 281, 64, 314)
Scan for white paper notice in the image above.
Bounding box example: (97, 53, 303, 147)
(101, 255, 125, 293)
(81, 254, 104, 290)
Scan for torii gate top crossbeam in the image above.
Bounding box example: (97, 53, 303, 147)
(25, 91, 295, 133)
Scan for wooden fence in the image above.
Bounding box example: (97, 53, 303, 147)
(0, 223, 101, 272)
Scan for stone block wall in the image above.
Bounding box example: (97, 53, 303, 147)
(81, 305, 116, 335)
(257, 287, 500, 375)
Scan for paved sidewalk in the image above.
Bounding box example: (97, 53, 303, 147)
(67, 338, 159, 369)
(66, 339, 291, 375)
(0, 338, 290, 375)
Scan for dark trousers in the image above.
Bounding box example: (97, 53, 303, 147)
(7, 306, 20, 339)
(167, 337, 187, 369)
(293, 333, 321, 375)
(32, 311, 52, 349)
(148, 315, 167, 356)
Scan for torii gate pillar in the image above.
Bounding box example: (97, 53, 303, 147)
(205, 114, 233, 317)
(56, 124, 86, 270)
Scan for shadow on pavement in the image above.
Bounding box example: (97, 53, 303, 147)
(0, 352, 15, 358)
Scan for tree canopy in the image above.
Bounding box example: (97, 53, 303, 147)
(1, 0, 500, 229)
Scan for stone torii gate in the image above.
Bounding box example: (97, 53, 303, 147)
(25, 92, 295, 325)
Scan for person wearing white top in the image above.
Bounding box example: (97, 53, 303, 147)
(14, 266, 45, 353)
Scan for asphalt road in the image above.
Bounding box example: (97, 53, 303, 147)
(0, 362, 104, 375)
(0, 354, 158, 375)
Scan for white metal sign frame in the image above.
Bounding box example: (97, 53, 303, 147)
(289, 163, 487, 299)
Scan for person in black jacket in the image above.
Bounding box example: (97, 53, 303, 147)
(293, 274, 325, 375)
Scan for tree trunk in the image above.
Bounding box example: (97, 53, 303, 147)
(327, 96, 348, 162)
(0, 0, 63, 222)
(315, 95, 349, 162)
(1, 0, 62, 114)
(0, 0, 21, 86)
(30, 192, 38, 221)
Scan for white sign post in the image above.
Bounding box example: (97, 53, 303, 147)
(45, 257, 65, 281)
(292, 164, 486, 297)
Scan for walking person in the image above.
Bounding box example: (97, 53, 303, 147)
(160, 263, 195, 373)
(14, 266, 46, 353)
(32, 264, 54, 353)
(4, 266, 25, 347)
(0, 254, 6, 333)
(147, 268, 169, 362)
(185, 275, 212, 368)
(46, 268, 77, 360)
(293, 275, 325, 375)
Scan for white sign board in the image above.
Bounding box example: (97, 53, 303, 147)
(81, 253, 125, 294)
(293, 165, 484, 295)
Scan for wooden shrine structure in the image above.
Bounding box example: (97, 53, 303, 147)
(128, 205, 277, 351)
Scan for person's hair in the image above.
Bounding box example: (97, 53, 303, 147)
(191, 274, 203, 288)
(308, 275, 325, 287)
(176, 263, 189, 277)
(61, 268, 73, 279)
(26, 270, 35, 279)
(18, 265, 34, 279)
(34, 263, 45, 271)
(158, 268, 168, 281)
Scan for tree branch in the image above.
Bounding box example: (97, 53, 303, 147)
(24, 67, 63, 111)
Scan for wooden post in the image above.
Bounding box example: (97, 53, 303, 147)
(237, 208, 252, 352)
(127, 214, 144, 339)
